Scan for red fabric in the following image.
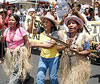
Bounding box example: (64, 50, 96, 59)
(97, 43, 100, 50)
(0, 15, 3, 30)
(4, 16, 9, 29)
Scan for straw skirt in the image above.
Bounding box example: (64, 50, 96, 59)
(59, 50, 90, 84)
(2, 46, 32, 81)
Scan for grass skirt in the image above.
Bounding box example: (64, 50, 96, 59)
(59, 49, 90, 84)
(2, 46, 32, 81)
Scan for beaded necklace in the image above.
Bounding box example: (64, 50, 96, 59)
(9, 28, 17, 42)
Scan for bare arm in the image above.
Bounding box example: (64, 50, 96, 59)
(75, 11, 85, 23)
(71, 48, 91, 56)
(23, 35, 31, 58)
(27, 18, 34, 33)
(1, 35, 6, 43)
(57, 45, 66, 51)
(78, 49, 91, 55)
(31, 39, 56, 49)
(23, 35, 30, 48)
(72, 7, 85, 23)
(27, 14, 36, 33)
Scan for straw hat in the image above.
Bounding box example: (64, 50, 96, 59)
(64, 16, 84, 29)
(96, 0, 100, 3)
(0, 8, 6, 13)
(28, 8, 35, 13)
(40, 13, 57, 25)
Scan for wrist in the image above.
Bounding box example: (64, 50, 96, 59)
(78, 52, 81, 55)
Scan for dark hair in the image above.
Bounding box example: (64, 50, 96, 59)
(75, 21, 83, 32)
(89, 8, 93, 14)
(72, 2, 77, 7)
(67, 20, 82, 33)
(71, 2, 81, 9)
(9, 14, 20, 27)
(85, 8, 89, 11)
(49, 20, 57, 33)
(78, 4, 81, 8)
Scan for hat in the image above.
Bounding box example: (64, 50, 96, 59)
(64, 16, 84, 29)
(0, 8, 6, 13)
(40, 14, 57, 25)
(28, 8, 35, 13)
(96, 0, 100, 3)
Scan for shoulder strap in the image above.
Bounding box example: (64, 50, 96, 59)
(19, 27, 23, 37)
(6, 27, 10, 33)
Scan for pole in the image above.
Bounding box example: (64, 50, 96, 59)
(98, 2, 100, 17)
(35, 0, 38, 8)
(93, 0, 96, 20)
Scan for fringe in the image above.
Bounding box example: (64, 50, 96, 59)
(58, 32, 92, 84)
(59, 51, 90, 84)
(2, 46, 32, 81)
(76, 32, 92, 50)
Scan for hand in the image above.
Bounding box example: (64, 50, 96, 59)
(50, 39, 56, 45)
(31, 13, 36, 19)
(66, 38, 73, 46)
(72, 7, 78, 15)
(31, 41, 38, 47)
(0, 35, 4, 42)
(0, 35, 4, 38)
(71, 48, 80, 54)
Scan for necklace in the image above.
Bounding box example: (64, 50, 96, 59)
(9, 29, 17, 42)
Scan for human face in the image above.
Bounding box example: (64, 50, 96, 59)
(9, 16, 17, 28)
(67, 20, 79, 33)
(29, 11, 35, 16)
(85, 8, 89, 15)
(42, 18, 52, 33)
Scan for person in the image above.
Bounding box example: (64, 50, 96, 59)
(58, 16, 92, 84)
(13, 7, 20, 16)
(19, 5, 24, 15)
(82, 7, 95, 21)
(5, 8, 12, 29)
(25, 8, 36, 40)
(31, 14, 61, 84)
(97, 43, 100, 57)
(27, 10, 44, 40)
(0, 9, 4, 63)
(0, 8, 7, 63)
(95, 43, 100, 62)
(1, 14, 32, 84)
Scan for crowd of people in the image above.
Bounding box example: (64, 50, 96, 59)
(0, 1, 100, 84)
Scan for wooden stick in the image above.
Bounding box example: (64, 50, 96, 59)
(47, 34, 98, 61)
(93, 0, 96, 20)
(47, 34, 70, 48)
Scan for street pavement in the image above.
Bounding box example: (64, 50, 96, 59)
(0, 48, 100, 84)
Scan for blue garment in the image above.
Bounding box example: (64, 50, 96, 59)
(83, 41, 90, 50)
(67, 32, 90, 50)
(37, 56, 60, 84)
(7, 64, 20, 84)
(97, 49, 100, 53)
(37, 27, 44, 34)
